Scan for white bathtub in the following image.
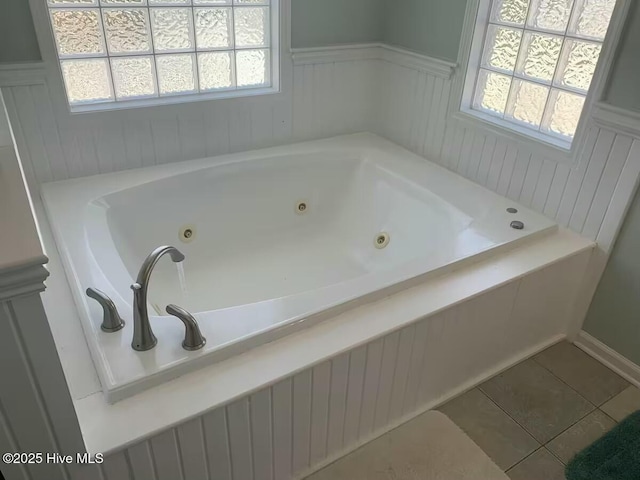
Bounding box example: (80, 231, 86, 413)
(42, 134, 557, 402)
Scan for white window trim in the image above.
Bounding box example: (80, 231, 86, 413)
(30, 0, 284, 114)
(451, 0, 632, 163)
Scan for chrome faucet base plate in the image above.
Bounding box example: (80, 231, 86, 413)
(101, 321, 125, 333)
(182, 338, 206, 351)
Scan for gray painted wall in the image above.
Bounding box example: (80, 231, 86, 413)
(0, 0, 41, 63)
(605, 1, 640, 112)
(582, 1, 640, 366)
(0, 96, 12, 147)
(382, 0, 468, 61)
(584, 186, 640, 365)
(291, 0, 385, 48)
(0, 0, 386, 63)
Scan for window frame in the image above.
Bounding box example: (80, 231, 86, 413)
(40, 0, 281, 114)
(454, 0, 631, 160)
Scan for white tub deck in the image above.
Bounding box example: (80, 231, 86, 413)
(42, 134, 557, 402)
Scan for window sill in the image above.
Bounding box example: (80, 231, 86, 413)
(452, 109, 577, 164)
(69, 85, 280, 114)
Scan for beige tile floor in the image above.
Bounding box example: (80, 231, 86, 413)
(440, 341, 640, 479)
(308, 341, 640, 480)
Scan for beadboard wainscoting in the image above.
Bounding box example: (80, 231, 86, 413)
(63, 248, 590, 480)
(0, 56, 377, 190)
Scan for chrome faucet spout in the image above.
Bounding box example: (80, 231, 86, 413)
(131, 245, 185, 351)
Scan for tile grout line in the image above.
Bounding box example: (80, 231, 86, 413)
(473, 388, 541, 471)
(476, 352, 601, 456)
(529, 355, 626, 457)
(504, 446, 554, 474)
(531, 346, 630, 408)
(530, 355, 603, 408)
(451, 344, 628, 474)
(476, 381, 592, 470)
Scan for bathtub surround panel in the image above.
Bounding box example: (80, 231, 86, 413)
(62, 246, 592, 479)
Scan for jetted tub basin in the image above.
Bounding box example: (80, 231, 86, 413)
(42, 133, 557, 402)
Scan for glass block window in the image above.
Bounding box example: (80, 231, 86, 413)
(469, 0, 616, 142)
(47, 0, 275, 108)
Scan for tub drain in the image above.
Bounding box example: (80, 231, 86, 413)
(374, 232, 390, 249)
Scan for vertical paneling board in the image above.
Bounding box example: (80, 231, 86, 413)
(272, 379, 292, 480)
(372, 331, 400, 431)
(0, 405, 30, 480)
(250, 389, 273, 480)
(358, 338, 384, 439)
(150, 430, 184, 480)
(342, 345, 367, 448)
(101, 451, 131, 480)
(326, 353, 349, 457)
(291, 372, 311, 476)
(226, 399, 253, 480)
(202, 408, 232, 480)
(0, 297, 69, 480)
(126, 442, 157, 480)
(176, 418, 209, 480)
(309, 361, 331, 466)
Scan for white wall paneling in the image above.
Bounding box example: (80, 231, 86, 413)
(62, 248, 589, 480)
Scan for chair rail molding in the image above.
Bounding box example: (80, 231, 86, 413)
(0, 256, 49, 301)
(592, 102, 640, 140)
(0, 62, 47, 87)
(291, 43, 457, 79)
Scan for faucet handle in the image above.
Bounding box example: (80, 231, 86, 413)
(86, 288, 125, 332)
(166, 304, 206, 351)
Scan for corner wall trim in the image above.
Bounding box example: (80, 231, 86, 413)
(0, 256, 50, 301)
(291, 43, 457, 79)
(592, 102, 640, 140)
(574, 330, 640, 389)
